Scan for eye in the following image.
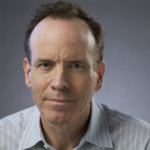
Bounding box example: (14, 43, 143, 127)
(72, 63, 81, 69)
(38, 63, 52, 71)
(41, 63, 50, 68)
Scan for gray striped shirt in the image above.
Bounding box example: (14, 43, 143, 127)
(0, 97, 150, 150)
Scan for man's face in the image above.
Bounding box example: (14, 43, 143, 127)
(24, 17, 105, 125)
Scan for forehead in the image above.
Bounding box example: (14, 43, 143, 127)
(29, 17, 96, 61)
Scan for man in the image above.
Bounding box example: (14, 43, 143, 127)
(0, 1, 150, 150)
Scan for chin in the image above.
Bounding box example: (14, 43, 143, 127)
(42, 109, 72, 125)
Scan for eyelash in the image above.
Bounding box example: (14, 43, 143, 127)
(71, 64, 82, 69)
(38, 63, 52, 69)
(41, 63, 50, 67)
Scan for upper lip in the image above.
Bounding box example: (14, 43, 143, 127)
(46, 99, 74, 102)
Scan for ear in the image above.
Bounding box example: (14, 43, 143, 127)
(95, 61, 105, 91)
(23, 58, 31, 88)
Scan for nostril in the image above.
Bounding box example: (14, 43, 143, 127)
(50, 75, 69, 91)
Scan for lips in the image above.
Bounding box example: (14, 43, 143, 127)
(46, 99, 74, 104)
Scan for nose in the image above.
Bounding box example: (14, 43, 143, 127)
(50, 67, 70, 91)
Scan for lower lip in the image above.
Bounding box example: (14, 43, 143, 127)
(46, 99, 74, 104)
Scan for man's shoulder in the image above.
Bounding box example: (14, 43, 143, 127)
(104, 105, 150, 129)
(93, 98, 150, 129)
(0, 105, 36, 126)
(96, 102, 150, 149)
(0, 106, 37, 150)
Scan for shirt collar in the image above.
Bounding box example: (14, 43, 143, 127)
(18, 106, 45, 150)
(81, 97, 113, 148)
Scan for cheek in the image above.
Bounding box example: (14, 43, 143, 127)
(31, 71, 49, 90)
(30, 74, 48, 103)
(71, 73, 97, 99)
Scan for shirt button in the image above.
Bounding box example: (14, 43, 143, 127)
(44, 144, 49, 149)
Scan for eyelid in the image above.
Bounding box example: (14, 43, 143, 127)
(37, 61, 54, 66)
(40, 63, 50, 67)
(37, 62, 48, 66)
(37, 62, 55, 71)
(68, 61, 86, 65)
(34, 59, 53, 65)
(68, 62, 87, 70)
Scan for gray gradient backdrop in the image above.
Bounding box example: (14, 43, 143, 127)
(0, 0, 150, 122)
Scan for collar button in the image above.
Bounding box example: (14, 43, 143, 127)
(44, 144, 49, 149)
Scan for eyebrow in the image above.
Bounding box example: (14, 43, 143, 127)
(33, 59, 54, 66)
(66, 60, 88, 65)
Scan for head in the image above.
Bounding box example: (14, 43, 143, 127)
(24, 0, 104, 66)
(24, 1, 105, 126)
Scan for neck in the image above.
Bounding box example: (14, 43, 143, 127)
(40, 107, 91, 150)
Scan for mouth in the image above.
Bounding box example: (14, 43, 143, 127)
(46, 99, 75, 104)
